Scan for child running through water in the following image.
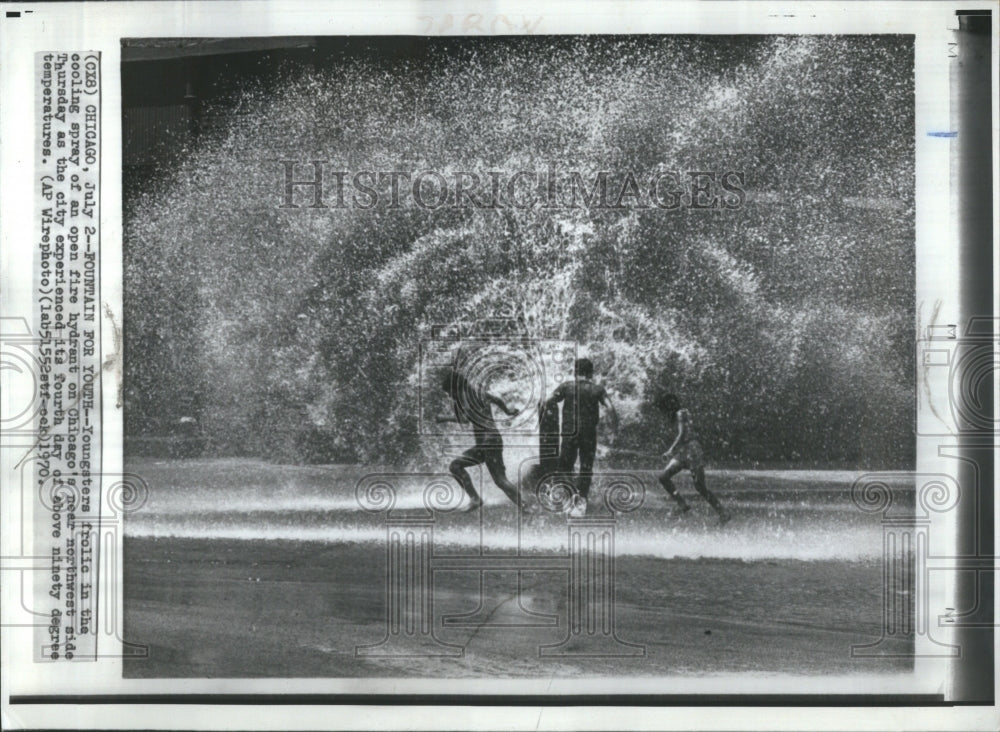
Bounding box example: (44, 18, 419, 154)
(438, 366, 527, 512)
(656, 393, 731, 525)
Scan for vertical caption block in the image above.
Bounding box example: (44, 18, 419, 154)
(33, 51, 102, 661)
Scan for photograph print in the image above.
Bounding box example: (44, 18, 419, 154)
(120, 33, 918, 682)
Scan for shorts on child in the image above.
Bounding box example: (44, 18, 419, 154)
(671, 440, 705, 471)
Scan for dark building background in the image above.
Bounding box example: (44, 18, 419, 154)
(122, 37, 322, 204)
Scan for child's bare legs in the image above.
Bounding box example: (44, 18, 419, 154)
(658, 460, 690, 514)
(660, 462, 730, 523)
(449, 454, 483, 510)
(692, 466, 730, 523)
(450, 445, 528, 511)
(485, 459, 527, 509)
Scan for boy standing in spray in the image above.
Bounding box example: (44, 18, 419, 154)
(543, 358, 618, 515)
